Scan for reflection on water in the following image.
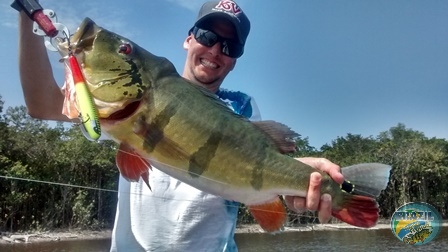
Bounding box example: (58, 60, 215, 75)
(0, 238, 111, 252)
(0, 227, 446, 252)
(235, 227, 448, 252)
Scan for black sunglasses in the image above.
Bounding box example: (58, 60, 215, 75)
(191, 26, 244, 58)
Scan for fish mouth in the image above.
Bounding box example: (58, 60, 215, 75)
(101, 100, 141, 121)
(70, 18, 101, 51)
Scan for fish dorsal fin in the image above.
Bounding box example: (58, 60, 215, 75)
(116, 143, 152, 189)
(252, 120, 299, 154)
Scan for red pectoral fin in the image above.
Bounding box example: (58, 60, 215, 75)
(116, 143, 152, 189)
(248, 197, 287, 233)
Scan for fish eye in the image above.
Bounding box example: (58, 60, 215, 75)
(118, 43, 132, 55)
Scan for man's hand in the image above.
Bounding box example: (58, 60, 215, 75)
(284, 157, 344, 224)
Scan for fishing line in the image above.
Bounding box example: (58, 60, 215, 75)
(0, 174, 317, 220)
(0, 174, 233, 207)
(0, 175, 117, 193)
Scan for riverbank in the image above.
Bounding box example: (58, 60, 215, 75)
(1, 229, 112, 244)
(2, 221, 447, 244)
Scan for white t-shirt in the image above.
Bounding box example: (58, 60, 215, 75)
(110, 89, 261, 252)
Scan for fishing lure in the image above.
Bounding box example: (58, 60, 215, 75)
(68, 53, 102, 141)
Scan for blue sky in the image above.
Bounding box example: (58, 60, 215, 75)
(0, 0, 447, 148)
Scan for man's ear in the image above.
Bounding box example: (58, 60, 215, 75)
(183, 35, 192, 50)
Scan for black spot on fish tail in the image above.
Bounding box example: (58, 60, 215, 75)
(340, 180, 355, 193)
(250, 143, 268, 190)
(188, 130, 224, 178)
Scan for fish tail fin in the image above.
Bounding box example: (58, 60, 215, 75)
(116, 143, 152, 190)
(332, 194, 380, 228)
(248, 197, 287, 233)
(341, 163, 392, 197)
(332, 163, 392, 228)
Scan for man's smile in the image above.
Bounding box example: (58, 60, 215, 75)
(200, 58, 219, 69)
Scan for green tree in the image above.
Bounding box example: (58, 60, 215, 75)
(375, 124, 447, 217)
(0, 104, 119, 231)
(320, 133, 378, 166)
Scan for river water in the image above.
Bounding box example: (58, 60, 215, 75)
(1, 227, 447, 251)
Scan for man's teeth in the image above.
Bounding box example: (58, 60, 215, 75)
(201, 59, 218, 69)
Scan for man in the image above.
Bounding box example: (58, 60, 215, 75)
(17, 1, 343, 251)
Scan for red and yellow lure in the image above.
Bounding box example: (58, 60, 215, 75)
(67, 53, 101, 141)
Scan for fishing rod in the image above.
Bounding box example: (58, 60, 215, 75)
(11, 0, 102, 141)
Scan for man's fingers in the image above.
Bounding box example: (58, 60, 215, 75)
(317, 194, 332, 223)
(284, 196, 306, 214)
(296, 157, 344, 184)
(306, 172, 322, 211)
(284, 157, 340, 222)
(327, 167, 345, 184)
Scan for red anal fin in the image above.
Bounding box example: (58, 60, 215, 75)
(248, 197, 287, 233)
(332, 194, 379, 228)
(116, 143, 152, 190)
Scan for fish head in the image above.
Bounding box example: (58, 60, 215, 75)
(61, 18, 175, 121)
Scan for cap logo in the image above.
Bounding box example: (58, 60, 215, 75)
(214, 0, 242, 15)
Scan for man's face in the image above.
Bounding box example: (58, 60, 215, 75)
(183, 18, 238, 92)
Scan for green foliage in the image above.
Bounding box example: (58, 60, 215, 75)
(320, 133, 379, 166)
(71, 190, 95, 229)
(291, 136, 318, 157)
(319, 123, 448, 219)
(0, 102, 118, 232)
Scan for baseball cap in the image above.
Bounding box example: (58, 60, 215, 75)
(194, 0, 250, 45)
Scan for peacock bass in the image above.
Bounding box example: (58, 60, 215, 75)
(60, 18, 391, 232)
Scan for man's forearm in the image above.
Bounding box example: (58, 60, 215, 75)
(18, 11, 68, 121)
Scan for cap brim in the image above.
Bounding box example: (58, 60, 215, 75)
(195, 12, 245, 45)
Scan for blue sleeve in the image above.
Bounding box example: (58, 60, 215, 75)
(216, 88, 261, 121)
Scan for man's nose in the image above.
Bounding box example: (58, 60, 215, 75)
(208, 42, 222, 56)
